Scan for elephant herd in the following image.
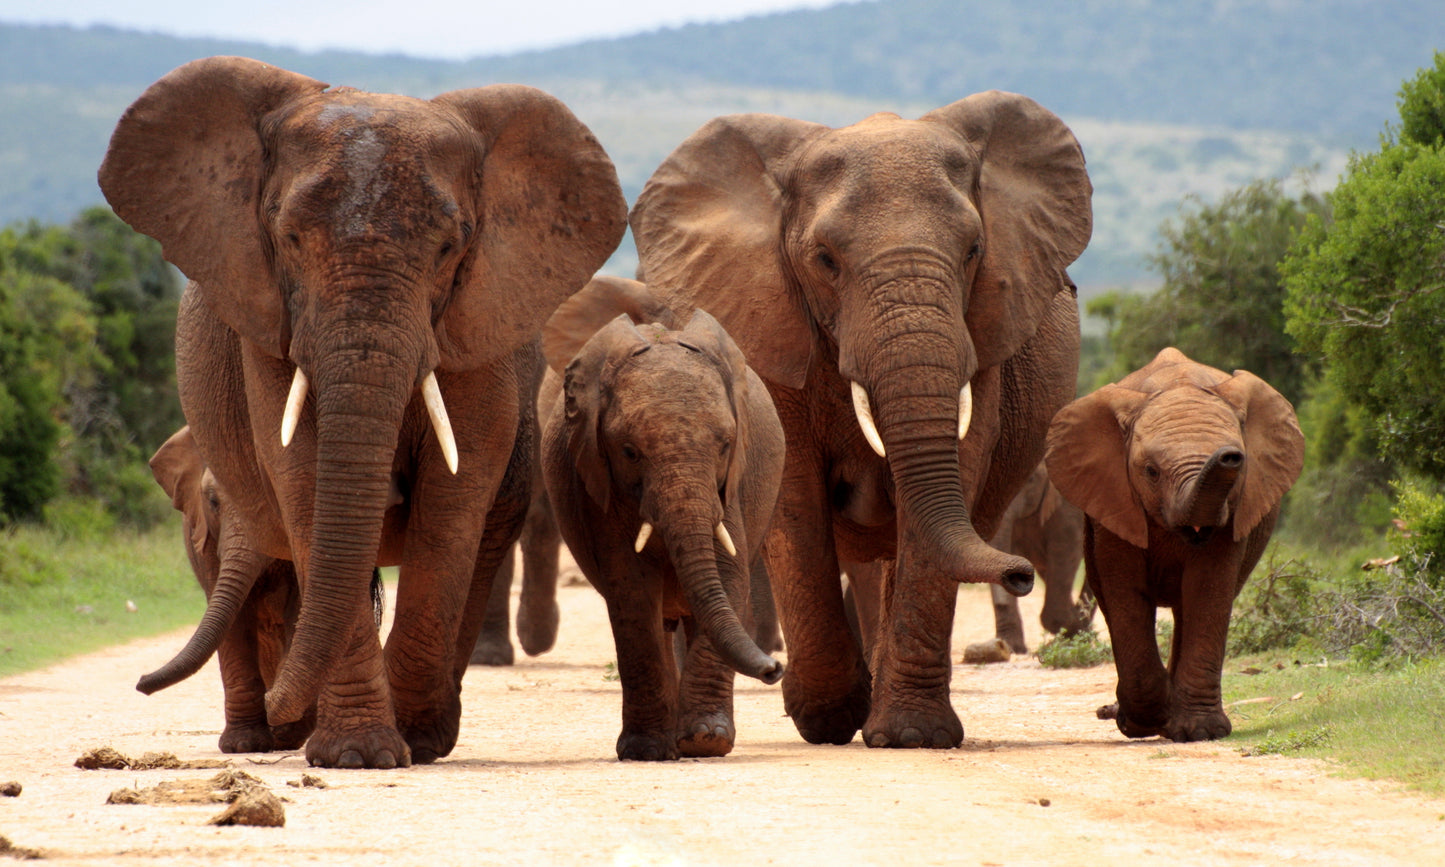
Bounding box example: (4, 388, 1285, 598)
(99, 56, 1303, 768)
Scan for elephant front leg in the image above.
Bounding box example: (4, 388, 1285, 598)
(215, 605, 280, 754)
(606, 588, 681, 761)
(675, 619, 738, 758)
(469, 551, 517, 666)
(306, 612, 411, 769)
(863, 554, 964, 749)
(767, 482, 871, 745)
(516, 483, 562, 657)
(1089, 529, 1169, 739)
(1164, 544, 1252, 742)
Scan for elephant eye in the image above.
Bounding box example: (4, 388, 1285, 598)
(1144, 464, 1160, 482)
(816, 248, 839, 277)
(621, 443, 642, 462)
(965, 241, 982, 263)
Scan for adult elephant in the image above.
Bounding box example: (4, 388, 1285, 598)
(630, 91, 1091, 748)
(99, 56, 626, 768)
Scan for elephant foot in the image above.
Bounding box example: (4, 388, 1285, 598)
(617, 730, 679, 762)
(862, 700, 964, 749)
(1165, 709, 1232, 743)
(270, 713, 317, 751)
(305, 722, 412, 769)
(219, 724, 277, 754)
(469, 633, 515, 667)
(784, 678, 870, 745)
(1108, 702, 1169, 739)
(676, 713, 735, 758)
(517, 600, 560, 657)
(396, 701, 463, 764)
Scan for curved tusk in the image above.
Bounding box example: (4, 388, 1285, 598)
(958, 381, 973, 441)
(281, 367, 309, 447)
(715, 522, 737, 557)
(634, 521, 654, 554)
(422, 372, 459, 475)
(850, 381, 886, 458)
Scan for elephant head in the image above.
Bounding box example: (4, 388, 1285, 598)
(630, 91, 1091, 590)
(1045, 348, 1305, 549)
(100, 56, 626, 723)
(559, 300, 782, 683)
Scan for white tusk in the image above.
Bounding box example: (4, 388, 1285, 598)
(958, 381, 973, 441)
(715, 522, 737, 557)
(634, 522, 654, 553)
(422, 372, 459, 475)
(850, 381, 886, 458)
(281, 367, 309, 447)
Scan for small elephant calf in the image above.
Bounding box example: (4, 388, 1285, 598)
(1044, 348, 1303, 742)
(542, 276, 785, 761)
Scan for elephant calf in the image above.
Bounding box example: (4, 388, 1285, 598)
(542, 276, 785, 761)
(1044, 348, 1303, 742)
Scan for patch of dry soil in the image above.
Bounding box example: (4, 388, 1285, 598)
(2, 565, 1442, 865)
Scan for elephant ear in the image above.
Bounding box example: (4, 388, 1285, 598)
(1213, 371, 1305, 541)
(543, 275, 676, 374)
(433, 86, 627, 370)
(149, 427, 212, 554)
(563, 315, 648, 512)
(1045, 385, 1149, 549)
(99, 56, 328, 358)
(630, 114, 829, 390)
(678, 308, 753, 509)
(923, 91, 1093, 371)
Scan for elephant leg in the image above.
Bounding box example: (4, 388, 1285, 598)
(767, 460, 870, 745)
(516, 480, 561, 657)
(1088, 527, 1168, 739)
(675, 616, 737, 758)
(306, 610, 410, 769)
(842, 560, 884, 668)
(607, 581, 680, 761)
(253, 564, 315, 750)
(469, 549, 517, 667)
(990, 584, 1028, 654)
(216, 591, 278, 753)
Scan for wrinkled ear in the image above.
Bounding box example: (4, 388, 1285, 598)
(149, 427, 211, 553)
(923, 91, 1092, 371)
(1213, 371, 1305, 540)
(99, 56, 328, 358)
(543, 275, 676, 374)
(1045, 385, 1149, 549)
(433, 85, 627, 369)
(680, 308, 753, 508)
(563, 315, 648, 511)
(631, 114, 828, 390)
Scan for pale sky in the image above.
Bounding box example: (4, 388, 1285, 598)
(2, 0, 855, 59)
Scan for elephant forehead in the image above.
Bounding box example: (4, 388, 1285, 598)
(799, 119, 979, 192)
(609, 353, 732, 431)
(1133, 389, 1243, 450)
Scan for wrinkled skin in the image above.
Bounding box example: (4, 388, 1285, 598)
(542, 277, 786, 760)
(988, 463, 1092, 653)
(631, 92, 1092, 748)
(1045, 348, 1304, 742)
(100, 57, 625, 768)
(148, 427, 386, 753)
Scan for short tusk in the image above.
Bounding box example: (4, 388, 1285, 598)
(422, 372, 459, 475)
(281, 367, 309, 447)
(634, 521, 654, 553)
(850, 381, 886, 458)
(715, 522, 737, 557)
(958, 381, 973, 441)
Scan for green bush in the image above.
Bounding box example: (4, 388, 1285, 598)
(1228, 555, 1322, 655)
(1388, 480, 1445, 588)
(1036, 629, 1113, 668)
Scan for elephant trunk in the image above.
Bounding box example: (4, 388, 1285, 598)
(265, 334, 420, 725)
(657, 484, 783, 684)
(136, 549, 270, 694)
(858, 295, 1034, 596)
(1174, 446, 1245, 529)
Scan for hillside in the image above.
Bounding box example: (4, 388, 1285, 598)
(3, 0, 1438, 288)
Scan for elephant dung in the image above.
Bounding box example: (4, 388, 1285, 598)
(962, 637, 1013, 664)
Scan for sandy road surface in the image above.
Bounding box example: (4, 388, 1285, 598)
(2, 574, 1442, 866)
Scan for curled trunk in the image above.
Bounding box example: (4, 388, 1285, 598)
(1176, 447, 1244, 529)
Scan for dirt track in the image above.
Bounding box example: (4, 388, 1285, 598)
(2, 566, 1442, 866)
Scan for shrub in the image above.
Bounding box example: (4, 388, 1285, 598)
(1229, 555, 1321, 655)
(1036, 630, 1112, 668)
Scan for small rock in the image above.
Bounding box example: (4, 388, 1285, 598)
(1038, 798, 1052, 807)
(0, 781, 21, 797)
(287, 774, 328, 789)
(125, 599, 138, 613)
(962, 638, 1012, 664)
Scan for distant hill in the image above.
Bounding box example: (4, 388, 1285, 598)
(2, 0, 1439, 289)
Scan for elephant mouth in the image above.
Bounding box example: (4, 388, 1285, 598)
(1177, 526, 1217, 547)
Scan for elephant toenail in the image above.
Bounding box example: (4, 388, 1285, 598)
(866, 731, 891, 748)
(898, 727, 924, 748)
(337, 750, 364, 769)
(375, 750, 398, 769)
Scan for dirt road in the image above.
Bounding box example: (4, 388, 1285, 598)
(2, 571, 1441, 866)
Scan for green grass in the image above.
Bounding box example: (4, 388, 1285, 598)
(1223, 654, 1445, 795)
(0, 520, 202, 677)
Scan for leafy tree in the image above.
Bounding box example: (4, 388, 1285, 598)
(1284, 52, 1445, 480)
(1086, 178, 1327, 404)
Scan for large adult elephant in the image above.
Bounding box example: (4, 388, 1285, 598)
(99, 56, 626, 768)
(630, 91, 1091, 748)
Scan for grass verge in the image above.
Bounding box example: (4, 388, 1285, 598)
(0, 520, 201, 678)
(1223, 654, 1445, 796)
